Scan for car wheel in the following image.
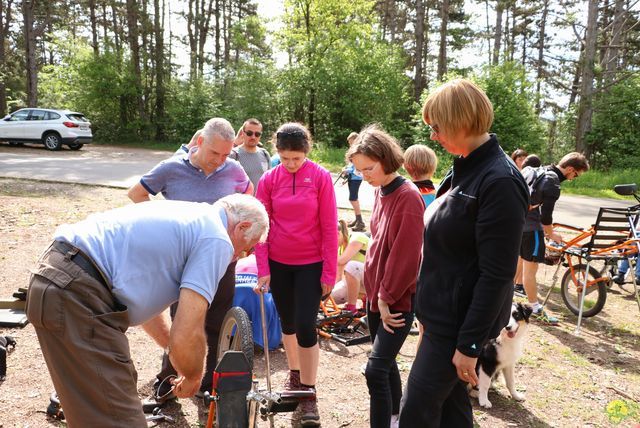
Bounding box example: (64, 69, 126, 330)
(68, 143, 84, 150)
(8, 142, 24, 146)
(43, 133, 62, 151)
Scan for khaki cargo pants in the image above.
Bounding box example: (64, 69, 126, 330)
(26, 243, 146, 428)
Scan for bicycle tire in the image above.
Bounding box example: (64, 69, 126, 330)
(217, 306, 254, 371)
(560, 264, 607, 317)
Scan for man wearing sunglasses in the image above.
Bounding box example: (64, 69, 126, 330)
(230, 118, 272, 194)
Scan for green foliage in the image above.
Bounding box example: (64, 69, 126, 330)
(165, 79, 222, 144)
(277, 0, 412, 147)
(412, 63, 546, 177)
(218, 60, 282, 137)
(586, 76, 640, 170)
(477, 62, 545, 156)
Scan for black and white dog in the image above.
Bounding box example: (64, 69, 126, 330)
(469, 302, 532, 408)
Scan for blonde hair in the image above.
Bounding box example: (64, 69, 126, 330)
(346, 124, 404, 174)
(347, 132, 359, 145)
(404, 144, 438, 177)
(422, 79, 494, 136)
(338, 219, 350, 251)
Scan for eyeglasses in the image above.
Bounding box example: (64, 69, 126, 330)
(427, 124, 440, 135)
(244, 130, 262, 137)
(356, 163, 379, 175)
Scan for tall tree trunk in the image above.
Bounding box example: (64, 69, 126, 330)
(89, 0, 99, 56)
(568, 40, 583, 107)
(413, 0, 425, 101)
(0, 0, 13, 116)
(535, 0, 548, 113)
(187, 0, 197, 79)
(215, 0, 220, 72)
(604, 0, 624, 85)
(111, 2, 127, 126)
(437, 0, 449, 80)
(112, 2, 121, 54)
(493, 0, 503, 65)
(125, 0, 146, 125)
(224, 0, 231, 64)
(509, 4, 516, 61)
(23, 0, 39, 107)
(197, 0, 214, 78)
(234, 0, 242, 64)
(574, 0, 598, 155)
(154, 0, 165, 141)
(101, 1, 108, 47)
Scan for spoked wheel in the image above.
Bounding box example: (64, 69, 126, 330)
(217, 306, 254, 370)
(560, 264, 607, 317)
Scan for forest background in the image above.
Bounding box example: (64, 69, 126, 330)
(0, 0, 638, 189)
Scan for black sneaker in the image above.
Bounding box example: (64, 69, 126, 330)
(352, 219, 366, 232)
(612, 273, 626, 285)
(514, 284, 526, 297)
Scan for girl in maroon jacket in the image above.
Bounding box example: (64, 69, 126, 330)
(347, 125, 425, 428)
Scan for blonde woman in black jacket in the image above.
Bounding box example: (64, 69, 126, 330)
(400, 79, 529, 428)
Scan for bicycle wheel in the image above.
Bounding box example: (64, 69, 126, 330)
(560, 264, 607, 317)
(217, 306, 254, 371)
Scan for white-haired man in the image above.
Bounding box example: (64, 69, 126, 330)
(127, 117, 254, 400)
(26, 194, 269, 427)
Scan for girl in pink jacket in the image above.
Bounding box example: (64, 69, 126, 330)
(254, 122, 338, 427)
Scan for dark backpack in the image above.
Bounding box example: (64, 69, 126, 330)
(521, 165, 547, 209)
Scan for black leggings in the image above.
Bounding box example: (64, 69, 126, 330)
(268, 259, 323, 348)
(365, 303, 414, 428)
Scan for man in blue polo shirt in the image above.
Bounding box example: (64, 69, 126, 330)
(26, 194, 269, 427)
(127, 117, 253, 400)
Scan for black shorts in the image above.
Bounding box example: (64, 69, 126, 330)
(520, 230, 546, 263)
(348, 179, 362, 201)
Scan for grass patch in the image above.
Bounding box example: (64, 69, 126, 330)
(559, 347, 591, 367)
(562, 169, 640, 199)
(308, 144, 347, 173)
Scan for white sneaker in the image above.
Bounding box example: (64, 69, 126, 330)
(390, 414, 400, 428)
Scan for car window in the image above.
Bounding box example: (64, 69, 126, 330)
(10, 110, 30, 121)
(29, 110, 47, 120)
(66, 114, 88, 122)
(45, 111, 61, 120)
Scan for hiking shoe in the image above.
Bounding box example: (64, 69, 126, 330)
(514, 284, 526, 297)
(283, 370, 301, 391)
(347, 218, 357, 228)
(299, 395, 320, 426)
(351, 219, 366, 232)
(533, 309, 559, 326)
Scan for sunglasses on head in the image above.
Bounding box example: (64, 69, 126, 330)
(244, 130, 261, 137)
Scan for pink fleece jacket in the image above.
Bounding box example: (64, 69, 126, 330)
(254, 160, 338, 286)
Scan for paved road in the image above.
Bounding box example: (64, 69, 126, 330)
(0, 143, 635, 229)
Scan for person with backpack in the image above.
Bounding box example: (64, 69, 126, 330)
(229, 118, 271, 194)
(514, 152, 590, 325)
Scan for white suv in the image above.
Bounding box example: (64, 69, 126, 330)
(0, 108, 92, 151)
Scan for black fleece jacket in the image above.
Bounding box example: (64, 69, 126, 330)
(415, 135, 529, 358)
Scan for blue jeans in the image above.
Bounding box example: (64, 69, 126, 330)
(618, 256, 640, 278)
